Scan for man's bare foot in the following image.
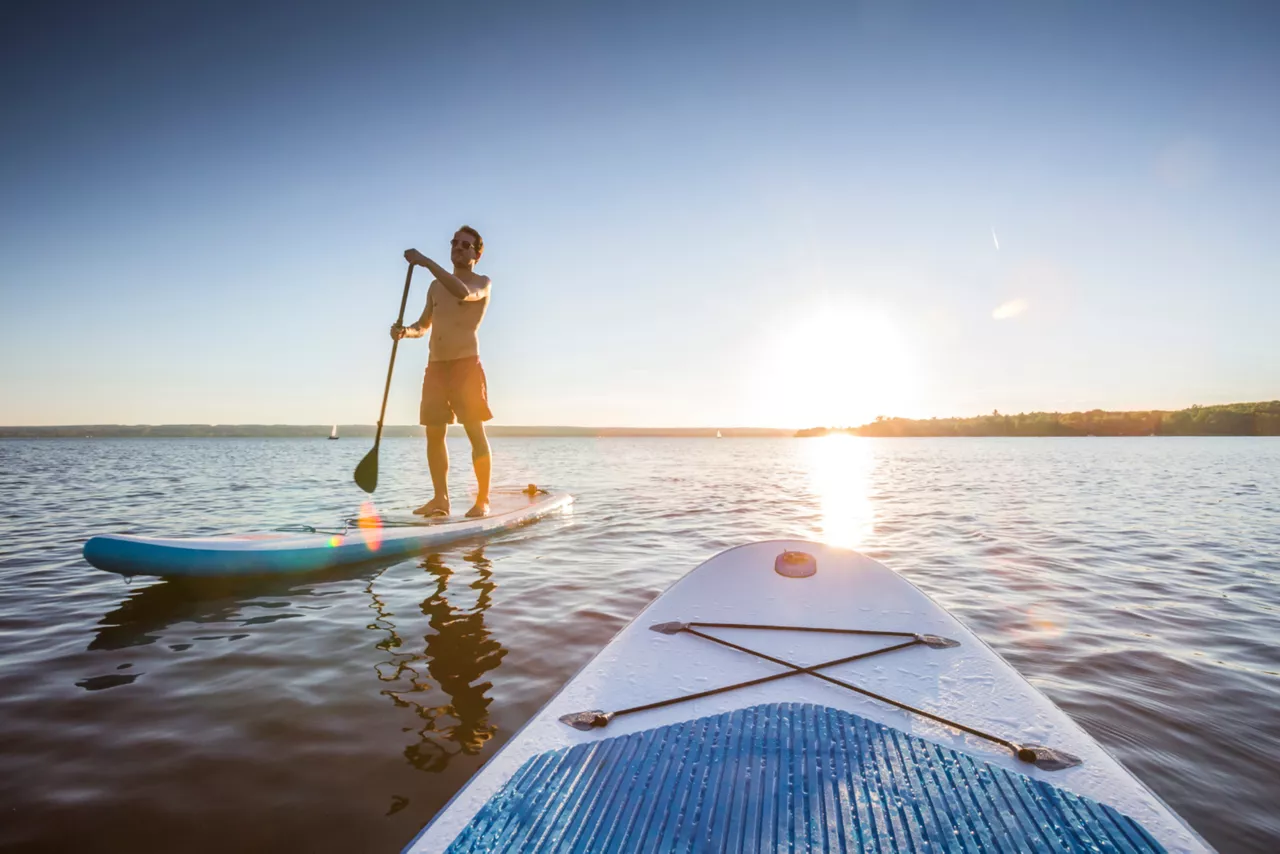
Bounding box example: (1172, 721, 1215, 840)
(465, 500, 489, 518)
(413, 496, 450, 517)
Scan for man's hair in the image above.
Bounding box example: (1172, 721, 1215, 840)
(458, 225, 483, 256)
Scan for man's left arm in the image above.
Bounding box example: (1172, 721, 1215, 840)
(405, 250, 488, 301)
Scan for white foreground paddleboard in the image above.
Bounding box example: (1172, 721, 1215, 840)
(83, 488, 571, 578)
(407, 539, 1209, 853)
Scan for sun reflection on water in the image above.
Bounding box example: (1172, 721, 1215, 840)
(804, 434, 876, 549)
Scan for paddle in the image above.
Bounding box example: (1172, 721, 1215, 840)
(354, 261, 416, 493)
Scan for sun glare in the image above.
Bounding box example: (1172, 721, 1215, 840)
(752, 305, 914, 429)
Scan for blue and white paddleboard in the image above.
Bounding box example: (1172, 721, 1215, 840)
(83, 488, 571, 578)
(406, 539, 1210, 853)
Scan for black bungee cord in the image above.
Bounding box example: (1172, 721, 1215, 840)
(559, 620, 1081, 772)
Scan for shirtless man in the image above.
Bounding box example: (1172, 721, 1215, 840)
(390, 226, 493, 518)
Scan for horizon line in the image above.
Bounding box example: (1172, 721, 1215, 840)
(2, 401, 1275, 434)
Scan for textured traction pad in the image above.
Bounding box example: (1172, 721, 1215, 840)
(442, 702, 1164, 853)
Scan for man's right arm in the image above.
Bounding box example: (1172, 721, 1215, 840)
(391, 289, 433, 340)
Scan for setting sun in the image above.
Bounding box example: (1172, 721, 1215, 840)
(752, 304, 916, 429)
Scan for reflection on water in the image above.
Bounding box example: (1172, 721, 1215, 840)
(369, 548, 506, 773)
(86, 556, 508, 778)
(804, 434, 876, 549)
(87, 549, 508, 776)
(90, 576, 316, 652)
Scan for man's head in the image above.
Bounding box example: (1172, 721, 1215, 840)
(451, 226, 483, 269)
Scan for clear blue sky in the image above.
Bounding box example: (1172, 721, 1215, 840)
(2, 0, 1277, 428)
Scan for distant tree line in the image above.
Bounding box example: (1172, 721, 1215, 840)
(796, 401, 1280, 437)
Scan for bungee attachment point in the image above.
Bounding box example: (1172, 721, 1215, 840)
(1015, 743, 1083, 771)
(559, 710, 614, 731)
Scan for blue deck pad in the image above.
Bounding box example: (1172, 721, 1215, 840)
(443, 702, 1164, 853)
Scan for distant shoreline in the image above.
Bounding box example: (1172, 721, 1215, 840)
(2, 401, 1276, 438)
(0, 425, 792, 439)
(798, 400, 1280, 438)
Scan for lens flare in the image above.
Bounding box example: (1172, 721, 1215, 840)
(357, 500, 383, 552)
(1013, 603, 1066, 646)
(1026, 605, 1065, 638)
(992, 298, 1029, 320)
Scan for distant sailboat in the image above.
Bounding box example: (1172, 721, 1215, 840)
(716, 430, 723, 439)
(329, 425, 339, 440)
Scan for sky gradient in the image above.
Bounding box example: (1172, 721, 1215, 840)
(3, 0, 1278, 428)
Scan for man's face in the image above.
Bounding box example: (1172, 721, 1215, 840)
(450, 231, 480, 266)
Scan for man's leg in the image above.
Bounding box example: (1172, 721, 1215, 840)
(416, 362, 453, 516)
(462, 420, 490, 518)
(414, 424, 450, 516)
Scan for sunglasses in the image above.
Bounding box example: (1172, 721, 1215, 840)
(451, 238, 477, 251)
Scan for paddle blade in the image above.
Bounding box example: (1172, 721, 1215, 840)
(353, 446, 379, 493)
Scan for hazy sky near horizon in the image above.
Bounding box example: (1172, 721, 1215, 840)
(3, 0, 1277, 428)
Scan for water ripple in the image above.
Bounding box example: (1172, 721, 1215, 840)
(0, 436, 1277, 851)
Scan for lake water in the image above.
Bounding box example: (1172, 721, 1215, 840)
(0, 436, 1276, 852)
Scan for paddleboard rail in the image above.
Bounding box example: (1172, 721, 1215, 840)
(83, 488, 572, 578)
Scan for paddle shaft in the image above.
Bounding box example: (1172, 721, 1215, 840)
(372, 262, 417, 449)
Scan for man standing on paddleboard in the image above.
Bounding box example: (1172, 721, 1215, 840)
(390, 226, 493, 518)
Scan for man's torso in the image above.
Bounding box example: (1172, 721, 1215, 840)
(428, 277, 490, 362)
